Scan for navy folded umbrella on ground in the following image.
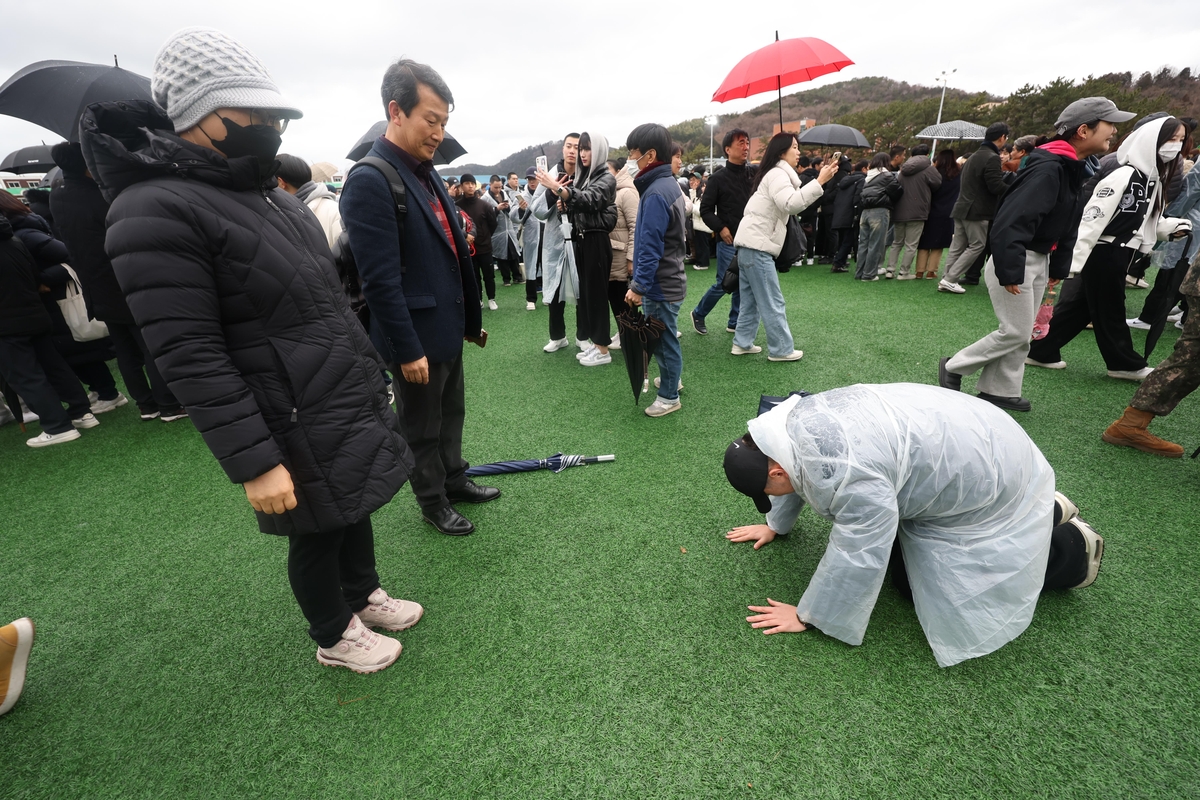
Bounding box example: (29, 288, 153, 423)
(0, 60, 152, 141)
(465, 453, 616, 476)
(346, 121, 467, 165)
(617, 305, 667, 403)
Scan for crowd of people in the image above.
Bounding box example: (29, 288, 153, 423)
(2, 25, 1200, 704)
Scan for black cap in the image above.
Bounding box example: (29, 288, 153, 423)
(723, 434, 772, 513)
(525, 166, 537, 178)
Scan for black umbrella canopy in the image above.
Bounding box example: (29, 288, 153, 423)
(0, 60, 153, 142)
(797, 124, 869, 149)
(346, 120, 467, 165)
(0, 144, 60, 174)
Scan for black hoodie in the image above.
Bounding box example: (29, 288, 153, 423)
(0, 215, 52, 337)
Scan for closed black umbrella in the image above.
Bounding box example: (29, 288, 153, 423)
(616, 306, 667, 404)
(346, 120, 467, 165)
(0, 145, 58, 174)
(798, 124, 869, 149)
(0, 60, 152, 142)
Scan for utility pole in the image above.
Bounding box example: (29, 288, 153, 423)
(931, 68, 957, 153)
(705, 115, 719, 174)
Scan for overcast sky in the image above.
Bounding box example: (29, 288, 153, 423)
(2, 0, 1197, 171)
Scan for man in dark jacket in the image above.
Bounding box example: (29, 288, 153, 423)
(340, 58, 495, 538)
(692, 129, 753, 335)
(830, 160, 867, 272)
(886, 145, 942, 279)
(82, 27, 420, 674)
(0, 214, 92, 446)
(48, 142, 183, 421)
(940, 98, 1133, 412)
(939, 123, 1011, 292)
(456, 173, 499, 309)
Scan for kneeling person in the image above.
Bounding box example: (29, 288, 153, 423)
(722, 383, 1103, 667)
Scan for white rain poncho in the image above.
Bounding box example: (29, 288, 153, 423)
(747, 383, 1055, 667)
(530, 165, 578, 304)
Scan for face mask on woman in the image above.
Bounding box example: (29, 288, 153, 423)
(212, 116, 283, 172)
(1158, 142, 1183, 162)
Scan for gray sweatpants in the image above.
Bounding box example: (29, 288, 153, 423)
(946, 251, 1050, 397)
(942, 219, 990, 283)
(885, 220, 925, 276)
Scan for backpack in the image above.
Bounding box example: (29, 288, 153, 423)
(331, 156, 409, 329)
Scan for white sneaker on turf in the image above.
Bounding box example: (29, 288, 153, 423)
(1125, 275, 1149, 289)
(1055, 491, 1079, 524)
(90, 393, 128, 414)
(1025, 357, 1066, 369)
(26, 429, 81, 448)
(0, 403, 14, 427)
(543, 337, 570, 353)
(731, 344, 762, 355)
(610, 334, 621, 350)
(21, 411, 39, 423)
(1177, 320, 1185, 330)
(140, 411, 161, 421)
(938, 279, 966, 294)
(1067, 518, 1104, 589)
(653, 376, 682, 392)
(1126, 317, 1151, 331)
(356, 588, 423, 631)
(316, 614, 401, 674)
(526, 301, 536, 311)
(487, 299, 498, 310)
(1168, 311, 1183, 323)
(575, 338, 591, 350)
(580, 349, 612, 366)
(767, 349, 804, 362)
(644, 398, 681, 417)
(71, 413, 99, 429)
(160, 410, 189, 423)
(576, 344, 597, 360)
(87, 391, 99, 404)
(1107, 367, 1153, 381)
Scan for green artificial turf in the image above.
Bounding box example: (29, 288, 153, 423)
(2, 263, 1198, 799)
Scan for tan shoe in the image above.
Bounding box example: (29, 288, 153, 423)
(316, 615, 401, 674)
(1102, 407, 1183, 458)
(0, 618, 34, 716)
(356, 588, 423, 632)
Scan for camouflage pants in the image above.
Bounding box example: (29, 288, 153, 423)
(1132, 296, 1200, 416)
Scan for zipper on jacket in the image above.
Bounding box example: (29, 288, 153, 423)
(290, 407, 298, 423)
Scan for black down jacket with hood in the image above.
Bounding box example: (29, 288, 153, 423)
(80, 100, 413, 536)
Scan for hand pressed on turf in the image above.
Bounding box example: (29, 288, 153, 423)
(725, 524, 777, 549)
(746, 598, 808, 635)
(244, 463, 297, 515)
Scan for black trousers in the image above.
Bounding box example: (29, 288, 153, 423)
(832, 227, 855, 268)
(71, 360, 118, 401)
(694, 230, 712, 268)
(108, 321, 180, 414)
(287, 517, 380, 647)
(608, 279, 629, 328)
(474, 251, 495, 300)
(525, 276, 542, 304)
(0, 332, 90, 433)
(496, 257, 521, 285)
(575, 231, 613, 346)
(392, 355, 468, 514)
(548, 281, 584, 342)
(1027, 244, 1145, 371)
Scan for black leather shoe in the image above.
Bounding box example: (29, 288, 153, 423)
(691, 310, 708, 335)
(938, 357, 962, 392)
(423, 506, 475, 535)
(977, 392, 1031, 412)
(830, 266, 848, 273)
(445, 480, 501, 504)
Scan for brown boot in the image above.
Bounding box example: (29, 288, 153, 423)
(1102, 407, 1184, 458)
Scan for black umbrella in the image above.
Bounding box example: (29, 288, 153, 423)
(1145, 233, 1194, 358)
(37, 166, 61, 187)
(616, 305, 667, 404)
(346, 120, 467, 165)
(0, 60, 152, 142)
(0, 145, 58, 174)
(798, 124, 869, 149)
(465, 452, 615, 477)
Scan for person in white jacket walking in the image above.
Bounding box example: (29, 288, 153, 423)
(277, 154, 343, 250)
(731, 133, 835, 361)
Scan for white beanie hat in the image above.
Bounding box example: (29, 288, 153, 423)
(151, 27, 302, 133)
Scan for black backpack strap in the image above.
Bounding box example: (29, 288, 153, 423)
(349, 156, 409, 273)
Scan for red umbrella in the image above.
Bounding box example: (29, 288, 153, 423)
(712, 33, 853, 127)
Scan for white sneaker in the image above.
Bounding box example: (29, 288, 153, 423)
(1025, 357, 1067, 369)
(140, 411, 161, 421)
(884, 270, 895, 279)
(938, 279, 966, 294)
(576, 344, 597, 360)
(543, 338, 570, 353)
(71, 413, 99, 429)
(731, 344, 762, 355)
(21, 411, 39, 423)
(653, 376, 683, 392)
(356, 588, 423, 632)
(896, 273, 917, 281)
(1177, 320, 1185, 330)
(1125, 275, 1149, 289)
(0, 403, 14, 427)
(1055, 491, 1080, 524)
(1126, 317, 1151, 331)
(1107, 367, 1154, 381)
(526, 301, 536, 311)
(767, 349, 804, 362)
(1167, 311, 1183, 323)
(26, 429, 81, 448)
(644, 398, 681, 417)
(316, 614, 401, 674)
(90, 393, 128, 414)
(575, 338, 591, 350)
(487, 299, 498, 310)
(579, 349, 612, 367)
(610, 334, 621, 350)
(160, 411, 189, 423)
(1067, 518, 1104, 589)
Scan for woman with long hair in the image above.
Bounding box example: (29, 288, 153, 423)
(731, 132, 836, 361)
(917, 149, 962, 279)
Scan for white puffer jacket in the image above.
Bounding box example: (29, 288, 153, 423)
(733, 161, 824, 256)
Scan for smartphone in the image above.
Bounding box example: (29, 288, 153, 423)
(535, 155, 548, 173)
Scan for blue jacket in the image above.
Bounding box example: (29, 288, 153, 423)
(339, 139, 482, 365)
(630, 164, 687, 303)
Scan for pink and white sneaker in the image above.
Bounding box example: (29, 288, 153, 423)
(356, 588, 424, 632)
(315, 614, 400, 674)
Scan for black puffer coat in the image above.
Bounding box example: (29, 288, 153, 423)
(80, 100, 413, 536)
(564, 168, 617, 234)
(0, 215, 52, 338)
(50, 173, 135, 324)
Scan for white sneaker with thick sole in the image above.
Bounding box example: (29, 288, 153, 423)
(938, 279, 966, 294)
(487, 299, 498, 310)
(26, 429, 81, 448)
(1066, 518, 1104, 589)
(71, 413, 99, 429)
(1025, 357, 1067, 369)
(160, 411, 189, 422)
(653, 376, 683, 392)
(644, 398, 681, 417)
(1125, 275, 1149, 289)
(731, 344, 762, 355)
(0, 618, 35, 716)
(1168, 311, 1183, 323)
(356, 588, 423, 632)
(90, 393, 128, 415)
(316, 615, 401, 674)
(576, 344, 597, 360)
(768, 350, 804, 362)
(579, 349, 612, 366)
(543, 338, 570, 353)
(1126, 317, 1151, 331)
(896, 273, 917, 281)
(526, 301, 536, 311)
(1055, 491, 1079, 524)
(1107, 367, 1153, 381)
(610, 334, 621, 350)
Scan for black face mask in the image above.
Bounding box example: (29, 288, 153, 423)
(210, 116, 282, 172)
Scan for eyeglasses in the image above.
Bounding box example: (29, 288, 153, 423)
(250, 110, 289, 133)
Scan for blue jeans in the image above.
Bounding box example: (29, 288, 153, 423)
(692, 241, 740, 327)
(733, 247, 794, 357)
(855, 208, 890, 279)
(643, 297, 682, 402)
